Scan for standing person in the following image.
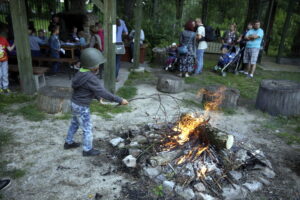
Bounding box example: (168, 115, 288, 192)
(129, 29, 145, 63)
(221, 23, 239, 54)
(48, 14, 67, 42)
(64, 48, 128, 156)
(178, 20, 197, 77)
(89, 25, 102, 51)
(28, 28, 47, 57)
(48, 25, 61, 74)
(116, 18, 128, 80)
(243, 20, 264, 78)
(195, 18, 207, 75)
(237, 22, 253, 73)
(95, 22, 104, 52)
(0, 34, 15, 93)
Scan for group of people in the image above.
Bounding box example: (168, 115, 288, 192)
(165, 18, 264, 78)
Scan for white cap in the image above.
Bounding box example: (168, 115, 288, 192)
(171, 42, 176, 46)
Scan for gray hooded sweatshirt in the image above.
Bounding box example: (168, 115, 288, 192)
(71, 71, 122, 106)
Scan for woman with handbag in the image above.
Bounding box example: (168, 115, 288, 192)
(115, 18, 128, 81)
(178, 20, 197, 77)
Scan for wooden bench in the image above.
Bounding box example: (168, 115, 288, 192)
(206, 42, 222, 54)
(9, 65, 49, 89)
(121, 44, 147, 63)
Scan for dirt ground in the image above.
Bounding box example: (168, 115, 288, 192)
(1, 84, 299, 200)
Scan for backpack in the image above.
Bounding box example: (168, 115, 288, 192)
(198, 25, 215, 42)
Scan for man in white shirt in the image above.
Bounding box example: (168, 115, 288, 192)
(195, 18, 208, 74)
(129, 29, 145, 62)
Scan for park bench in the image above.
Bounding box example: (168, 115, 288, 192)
(9, 64, 49, 90)
(206, 42, 222, 54)
(121, 43, 147, 63)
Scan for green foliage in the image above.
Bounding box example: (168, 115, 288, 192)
(0, 93, 34, 113)
(152, 184, 164, 197)
(90, 100, 131, 119)
(116, 86, 137, 100)
(14, 104, 46, 121)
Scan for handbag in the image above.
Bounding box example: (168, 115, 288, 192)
(178, 33, 193, 55)
(115, 42, 125, 55)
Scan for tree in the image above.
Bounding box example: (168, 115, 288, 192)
(263, 0, 277, 54)
(244, 0, 262, 30)
(202, 0, 209, 24)
(176, 0, 184, 26)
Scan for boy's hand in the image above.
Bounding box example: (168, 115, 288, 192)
(121, 99, 129, 105)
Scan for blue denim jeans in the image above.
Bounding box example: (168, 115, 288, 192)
(195, 49, 205, 74)
(0, 61, 9, 89)
(66, 102, 93, 151)
(50, 51, 60, 73)
(116, 55, 121, 78)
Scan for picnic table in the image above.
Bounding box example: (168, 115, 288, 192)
(40, 42, 84, 59)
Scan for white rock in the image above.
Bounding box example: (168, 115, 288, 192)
(132, 67, 145, 73)
(129, 141, 139, 147)
(110, 137, 124, 147)
(118, 142, 125, 148)
(143, 167, 160, 178)
(175, 186, 195, 200)
(197, 193, 216, 200)
(243, 181, 263, 192)
(163, 180, 175, 192)
(229, 171, 242, 181)
(258, 177, 271, 185)
(194, 182, 206, 192)
(262, 168, 276, 179)
(222, 184, 248, 200)
(122, 155, 137, 168)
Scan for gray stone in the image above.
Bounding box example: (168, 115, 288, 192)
(132, 135, 148, 144)
(150, 150, 180, 166)
(243, 181, 263, 192)
(118, 142, 125, 148)
(175, 186, 195, 200)
(222, 184, 248, 200)
(197, 193, 217, 200)
(154, 174, 166, 183)
(229, 171, 242, 181)
(235, 149, 250, 162)
(122, 155, 137, 168)
(129, 141, 139, 147)
(262, 168, 276, 179)
(258, 177, 271, 185)
(193, 183, 206, 192)
(143, 167, 160, 178)
(110, 137, 124, 147)
(163, 180, 175, 192)
(129, 148, 142, 157)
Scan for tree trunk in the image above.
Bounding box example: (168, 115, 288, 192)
(264, 0, 278, 55)
(175, 0, 184, 27)
(201, 85, 240, 109)
(157, 75, 184, 93)
(152, 47, 167, 66)
(133, 0, 143, 68)
(255, 80, 300, 116)
(201, 0, 209, 25)
(276, 0, 296, 63)
(10, 0, 36, 95)
(69, 0, 86, 13)
(290, 22, 300, 57)
(244, 0, 262, 30)
(37, 86, 72, 114)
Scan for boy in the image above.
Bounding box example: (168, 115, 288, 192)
(0, 35, 15, 93)
(64, 48, 128, 156)
(48, 25, 61, 74)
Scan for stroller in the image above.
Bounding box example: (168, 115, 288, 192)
(213, 46, 245, 77)
(164, 44, 179, 72)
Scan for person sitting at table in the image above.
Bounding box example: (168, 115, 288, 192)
(129, 29, 145, 63)
(38, 29, 48, 41)
(78, 31, 87, 47)
(89, 25, 102, 52)
(48, 25, 61, 74)
(29, 28, 47, 57)
(70, 26, 79, 42)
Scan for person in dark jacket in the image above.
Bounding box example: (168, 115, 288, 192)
(64, 48, 129, 156)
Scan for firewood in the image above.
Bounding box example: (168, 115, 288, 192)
(156, 74, 184, 93)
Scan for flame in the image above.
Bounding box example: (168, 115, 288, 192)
(197, 167, 208, 178)
(176, 145, 208, 165)
(198, 86, 226, 111)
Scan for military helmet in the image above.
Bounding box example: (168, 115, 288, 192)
(80, 48, 106, 69)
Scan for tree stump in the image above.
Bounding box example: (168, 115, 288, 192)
(37, 86, 72, 114)
(157, 75, 184, 93)
(152, 47, 167, 66)
(201, 85, 240, 109)
(255, 80, 300, 116)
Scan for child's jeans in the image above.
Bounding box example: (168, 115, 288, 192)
(66, 102, 93, 152)
(0, 61, 9, 89)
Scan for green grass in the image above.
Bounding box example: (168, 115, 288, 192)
(184, 58, 300, 100)
(181, 98, 203, 108)
(53, 113, 72, 120)
(0, 161, 26, 179)
(0, 93, 35, 113)
(90, 100, 131, 119)
(0, 130, 13, 151)
(222, 108, 237, 115)
(14, 104, 46, 121)
(277, 132, 300, 145)
(116, 86, 137, 100)
(125, 71, 156, 86)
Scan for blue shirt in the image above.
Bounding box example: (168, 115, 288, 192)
(246, 28, 264, 48)
(116, 19, 128, 43)
(29, 35, 47, 51)
(49, 34, 61, 51)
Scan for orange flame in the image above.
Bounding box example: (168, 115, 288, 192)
(198, 86, 226, 111)
(197, 167, 208, 178)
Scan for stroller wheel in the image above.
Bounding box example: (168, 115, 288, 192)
(221, 72, 227, 77)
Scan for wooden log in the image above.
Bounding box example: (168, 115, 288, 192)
(201, 85, 240, 109)
(152, 47, 167, 66)
(157, 74, 184, 93)
(37, 86, 72, 114)
(196, 124, 234, 150)
(255, 79, 300, 116)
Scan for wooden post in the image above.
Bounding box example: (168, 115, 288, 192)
(276, 0, 296, 63)
(103, 0, 116, 92)
(9, 0, 36, 95)
(133, 0, 143, 69)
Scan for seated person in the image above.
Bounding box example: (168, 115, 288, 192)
(129, 29, 145, 62)
(38, 29, 48, 41)
(78, 31, 87, 47)
(28, 28, 47, 57)
(70, 26, 79, 42)
(221, 23, 239, 54)
(165, 42, 178, 71)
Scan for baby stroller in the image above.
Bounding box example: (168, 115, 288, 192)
(164, 44, 179, 72)
(213, 46, 244, 77)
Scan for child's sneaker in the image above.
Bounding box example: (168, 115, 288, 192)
(248, 74, 254, 78)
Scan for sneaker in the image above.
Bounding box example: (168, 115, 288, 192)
(4, 89, 11, 93)
(248, 74, 254, 78)
(64, 142, 81, 149)
(0, 179, 11, 191)
(82, 148, 100, 156)
(131, 58, 134, 63)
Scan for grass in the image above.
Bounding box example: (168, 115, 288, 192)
(277, 132, 300, 145)
(90, 100, 131, 119)
(53, 113, 72, 120)
(13, 104, 46, 121)
(0, 130, 13, 151)
(0, 93, 34, 113)
(116, 86, 137, 100)
(184, 58, 300, 100)
(181, 98, 203, 109)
